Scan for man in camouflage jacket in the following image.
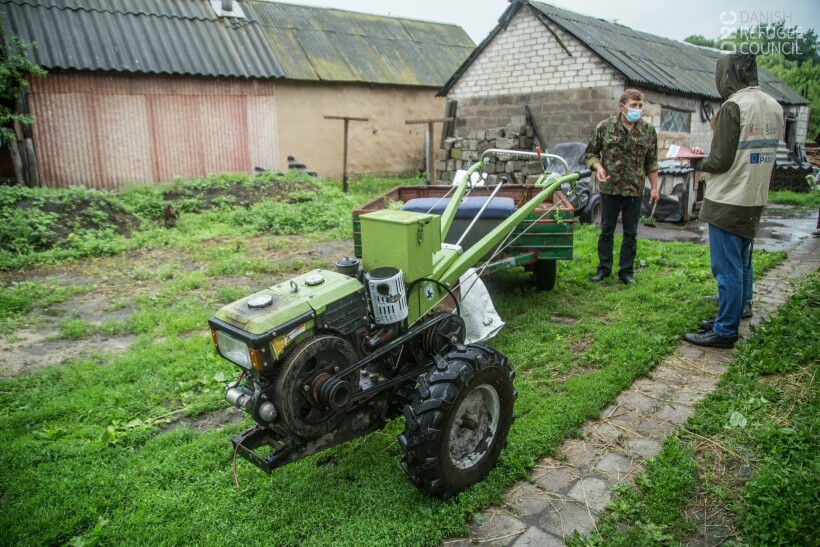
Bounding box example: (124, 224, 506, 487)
(585, 89, 659, 284)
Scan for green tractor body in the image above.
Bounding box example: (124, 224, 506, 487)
(208, 151, 588, 499)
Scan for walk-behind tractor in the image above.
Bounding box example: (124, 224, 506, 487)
(208, 150, 590, 499)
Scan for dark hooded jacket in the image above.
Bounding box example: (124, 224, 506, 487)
(694, 53, 783, 239)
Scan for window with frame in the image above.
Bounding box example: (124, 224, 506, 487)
(660, 108, 691, 133)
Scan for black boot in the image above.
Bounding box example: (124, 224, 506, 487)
(683, 330, 737, 349)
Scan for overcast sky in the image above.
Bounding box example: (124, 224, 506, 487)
(283, 0, 819, 46)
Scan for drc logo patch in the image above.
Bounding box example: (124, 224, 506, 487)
(750, 153, 774, 165)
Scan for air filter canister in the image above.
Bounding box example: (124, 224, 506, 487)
(365, 267, 408, 325)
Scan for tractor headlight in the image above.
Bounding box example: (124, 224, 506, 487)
(213, 330, 253, 370)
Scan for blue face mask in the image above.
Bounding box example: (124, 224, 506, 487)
(624, 107, 642, 123)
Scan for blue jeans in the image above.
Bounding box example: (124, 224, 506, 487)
(709, 224, 752, 337)
(596, 193, 643, 276)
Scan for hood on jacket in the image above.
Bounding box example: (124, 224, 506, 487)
(714, 53, 759, 100)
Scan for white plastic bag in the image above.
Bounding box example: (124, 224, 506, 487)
(458, 268, 505, 343)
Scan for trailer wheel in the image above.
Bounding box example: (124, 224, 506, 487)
(580, 193, 602, 228)
(399, 344, 515, 500)
(533, 259, 557, 291)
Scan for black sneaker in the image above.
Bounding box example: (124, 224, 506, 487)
(683, 330, 737, 349)
(590, 271, 610, 282)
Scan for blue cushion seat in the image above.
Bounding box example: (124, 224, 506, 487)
(402, 196, 516, 220)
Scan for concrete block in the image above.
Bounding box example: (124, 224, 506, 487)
(468, 509, 528, 546)
(636, 417, 677, 439)
(595, 452, 636, 480)
(566, 477, 611, 512)
(626, 438, 662, 458)
(616, 390, 658, 413)
(533, 464, 578, 493)
(538, 500, 596, 537)
(559, 440, 604, 468)
(655, 403, 695, 426)
(507, 482, 550, 519)
(512, 527, 565, 547)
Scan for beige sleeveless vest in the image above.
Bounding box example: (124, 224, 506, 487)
(704, 87, 783, 208)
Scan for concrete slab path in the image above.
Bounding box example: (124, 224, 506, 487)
(445, 234, 819, 546)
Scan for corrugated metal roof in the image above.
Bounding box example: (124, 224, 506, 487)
(247, 1, 475, 85)
(527, 1, 809, 105)
(0, 0, 284, 78)
(440, 1, 808, 105)
(0, 0, 475, 86)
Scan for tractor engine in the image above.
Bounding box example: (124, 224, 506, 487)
(207, 208, 467, 478)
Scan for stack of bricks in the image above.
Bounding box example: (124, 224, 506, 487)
(436, 125, 542, 184)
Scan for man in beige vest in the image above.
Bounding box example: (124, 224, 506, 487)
(684, 53, 783, 349)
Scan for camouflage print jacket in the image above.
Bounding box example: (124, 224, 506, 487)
(585, 114, 659, 197)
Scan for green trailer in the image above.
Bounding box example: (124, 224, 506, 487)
(353, 179, 575, 291)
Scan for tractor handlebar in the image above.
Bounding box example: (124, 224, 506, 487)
(480, 148, 570, 173)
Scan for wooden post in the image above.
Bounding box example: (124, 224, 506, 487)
(24, 138, 40, 188)
(9, 141, 25, 186)
(324, 115, 368, 192)
(405, 117, 453, 185)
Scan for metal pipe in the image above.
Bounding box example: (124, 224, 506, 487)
(479, 149, 570, 173)
(438, 171, 582, 286)
(454, 175, 508, 248)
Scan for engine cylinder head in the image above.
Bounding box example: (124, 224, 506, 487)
(365, 267, 408, 325)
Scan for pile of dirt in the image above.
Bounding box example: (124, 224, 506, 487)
(161, 179, 316, 213)
(9, 195, 142, 253)
(4, 177, 317, 254)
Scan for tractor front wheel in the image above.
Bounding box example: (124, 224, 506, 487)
(399, 344, 516, 499)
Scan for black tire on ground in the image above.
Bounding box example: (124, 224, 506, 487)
(399, 343, 516, 500)
(580, 193, 602, 228)
(533, 259, 557, 291)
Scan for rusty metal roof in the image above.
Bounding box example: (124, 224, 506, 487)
(246, 2, 475, 85)
(0, 0, 475, 86)
(0, 0, 285, 78)
(440, 1, 808, 105)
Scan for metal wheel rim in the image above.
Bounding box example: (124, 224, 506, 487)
(448, 384, 500, 470)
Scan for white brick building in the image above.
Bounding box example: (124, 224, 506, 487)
(440, 1, 810, 160)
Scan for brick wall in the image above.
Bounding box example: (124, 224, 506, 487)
(788, 105, 811, 144)
(448, 7, 625, 140)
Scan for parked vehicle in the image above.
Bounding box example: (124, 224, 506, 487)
(208, 150, 589, 498)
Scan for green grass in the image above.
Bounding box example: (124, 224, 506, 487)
(0, 209, 791, 546)
(0, 281, 87, 335)
(576, 273, 819, 546)
(768, 189, 820, 208)
(0, 171, 419, 271)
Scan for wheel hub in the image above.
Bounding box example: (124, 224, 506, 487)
(448, 385, 500, 469)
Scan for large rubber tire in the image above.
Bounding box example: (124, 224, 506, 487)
(580, 193, 602, 228)
(399, 344, 516, 499)
(533, 259, 557, 291)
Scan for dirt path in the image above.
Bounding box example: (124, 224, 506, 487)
(0, 236, 353, 377)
